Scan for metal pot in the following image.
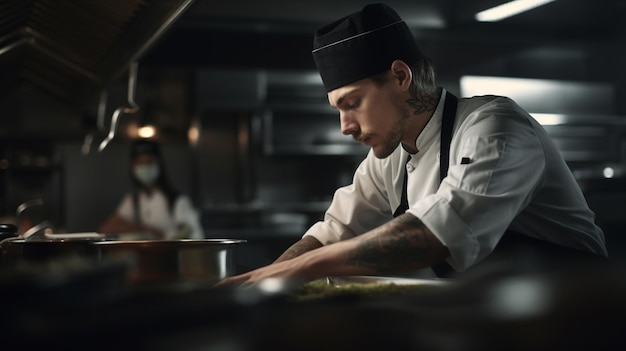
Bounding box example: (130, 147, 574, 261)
(0, 229, 106, 265)
(1, 221, 246, 287)
(92, 239, 246, 286)
(2, 237, 105, 264)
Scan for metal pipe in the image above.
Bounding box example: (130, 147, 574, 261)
(97, 90, 108, 133)
(81, 90, 110, 155)
(0, 37, 30, 57)
(98, 62, 140, 152)
(94, 0, 197, 146)
(126, 0, 197, 68)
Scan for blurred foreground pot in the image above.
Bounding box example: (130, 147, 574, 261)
(1, 237, 104, 264)
(92, 239, 246, 286)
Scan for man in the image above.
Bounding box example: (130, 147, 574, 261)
(219, 3, 607, 286)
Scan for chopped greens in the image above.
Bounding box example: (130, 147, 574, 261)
(288, 280, 442, 302)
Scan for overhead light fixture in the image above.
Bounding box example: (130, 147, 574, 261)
(137, 125, 157, 139)
(188, 119, 200, 146)
(475, 0, 557, 22)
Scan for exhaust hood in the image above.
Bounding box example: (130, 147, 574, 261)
(0, 0, 195, 116)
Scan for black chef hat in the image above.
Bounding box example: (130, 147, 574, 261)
(130, 139, 161, 158)
(312, 3, 424, 92)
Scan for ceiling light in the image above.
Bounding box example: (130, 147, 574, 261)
(475, 0, 557, 22)
(137, 125, 156, 139)
(188, 120, 200, 146)
(603, 167, 615, 179)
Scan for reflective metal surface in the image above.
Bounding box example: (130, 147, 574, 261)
(93, 239, 246, 286)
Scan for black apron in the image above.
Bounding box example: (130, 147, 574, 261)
(392, 92, 607, 278)
(392, 91, 457, 276)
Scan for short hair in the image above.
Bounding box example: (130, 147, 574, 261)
(369, 57, 437, 96)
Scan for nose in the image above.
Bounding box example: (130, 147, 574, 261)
(340, 111, 359, 136)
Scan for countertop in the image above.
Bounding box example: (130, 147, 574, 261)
(3, 256, 626, 351)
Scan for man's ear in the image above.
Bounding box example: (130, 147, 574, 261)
(390, 60, 412, 91)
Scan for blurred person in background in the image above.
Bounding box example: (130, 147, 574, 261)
(99, 139, 204, 240)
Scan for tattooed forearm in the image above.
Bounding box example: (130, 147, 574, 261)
(346, 213, 449, 274)
(274, 235, 323, 263)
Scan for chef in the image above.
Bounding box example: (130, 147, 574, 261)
(99, 139, 204, 240)
(218, 3, 608, 286)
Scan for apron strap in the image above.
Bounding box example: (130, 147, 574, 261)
(391, 91, 458, 277)
(439, 92, 458, 182)
(392, 155, 411, 217)
(393, 92, 458, 216)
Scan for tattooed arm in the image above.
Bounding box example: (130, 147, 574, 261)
(215, 213, 449, 287)
(273, 235, 323, 263)
(345, 213, 449, 274)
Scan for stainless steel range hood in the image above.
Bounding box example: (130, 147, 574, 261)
(0, 0, 195, 113)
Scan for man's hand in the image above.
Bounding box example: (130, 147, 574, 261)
(214, 214, 450, 288)
(215, 236, 324, 288)
(214, 259, 306, 288)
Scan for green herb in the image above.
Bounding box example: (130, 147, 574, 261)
(288, 280, 441, 302)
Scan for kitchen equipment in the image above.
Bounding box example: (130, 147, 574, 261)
(0, 223, 17, 241)
(21, 221, 52, 240)
(92, 239, 246, 287)
(16, 198, 44, 234)
(1, 222, 246, 287)
(1, 236, 106, 265)
(98, 61, 140, 152)
(0, 219, 105, 264)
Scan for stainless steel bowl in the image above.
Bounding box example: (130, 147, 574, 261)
(1, 237, 105, 264)
(92, 239, 246, 286)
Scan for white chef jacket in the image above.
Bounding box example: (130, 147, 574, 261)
(303, 89, 607, 273)
(116, 189, 204, 240)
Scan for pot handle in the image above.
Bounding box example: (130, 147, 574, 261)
(0, 223, 18, 241)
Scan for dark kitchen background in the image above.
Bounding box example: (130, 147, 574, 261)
(1, 0, 626, 270)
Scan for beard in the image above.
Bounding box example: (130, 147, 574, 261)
(370, 102, 411, 158)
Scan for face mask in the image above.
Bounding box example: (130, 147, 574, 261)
(133, 163, 160, 186)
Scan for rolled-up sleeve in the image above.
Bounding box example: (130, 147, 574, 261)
(304, 151, 396, 245)
(408, 99, 546, 271)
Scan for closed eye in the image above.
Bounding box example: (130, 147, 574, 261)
(347, 100, 360, 109)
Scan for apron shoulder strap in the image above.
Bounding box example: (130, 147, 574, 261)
(439, 92, 458, 182)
